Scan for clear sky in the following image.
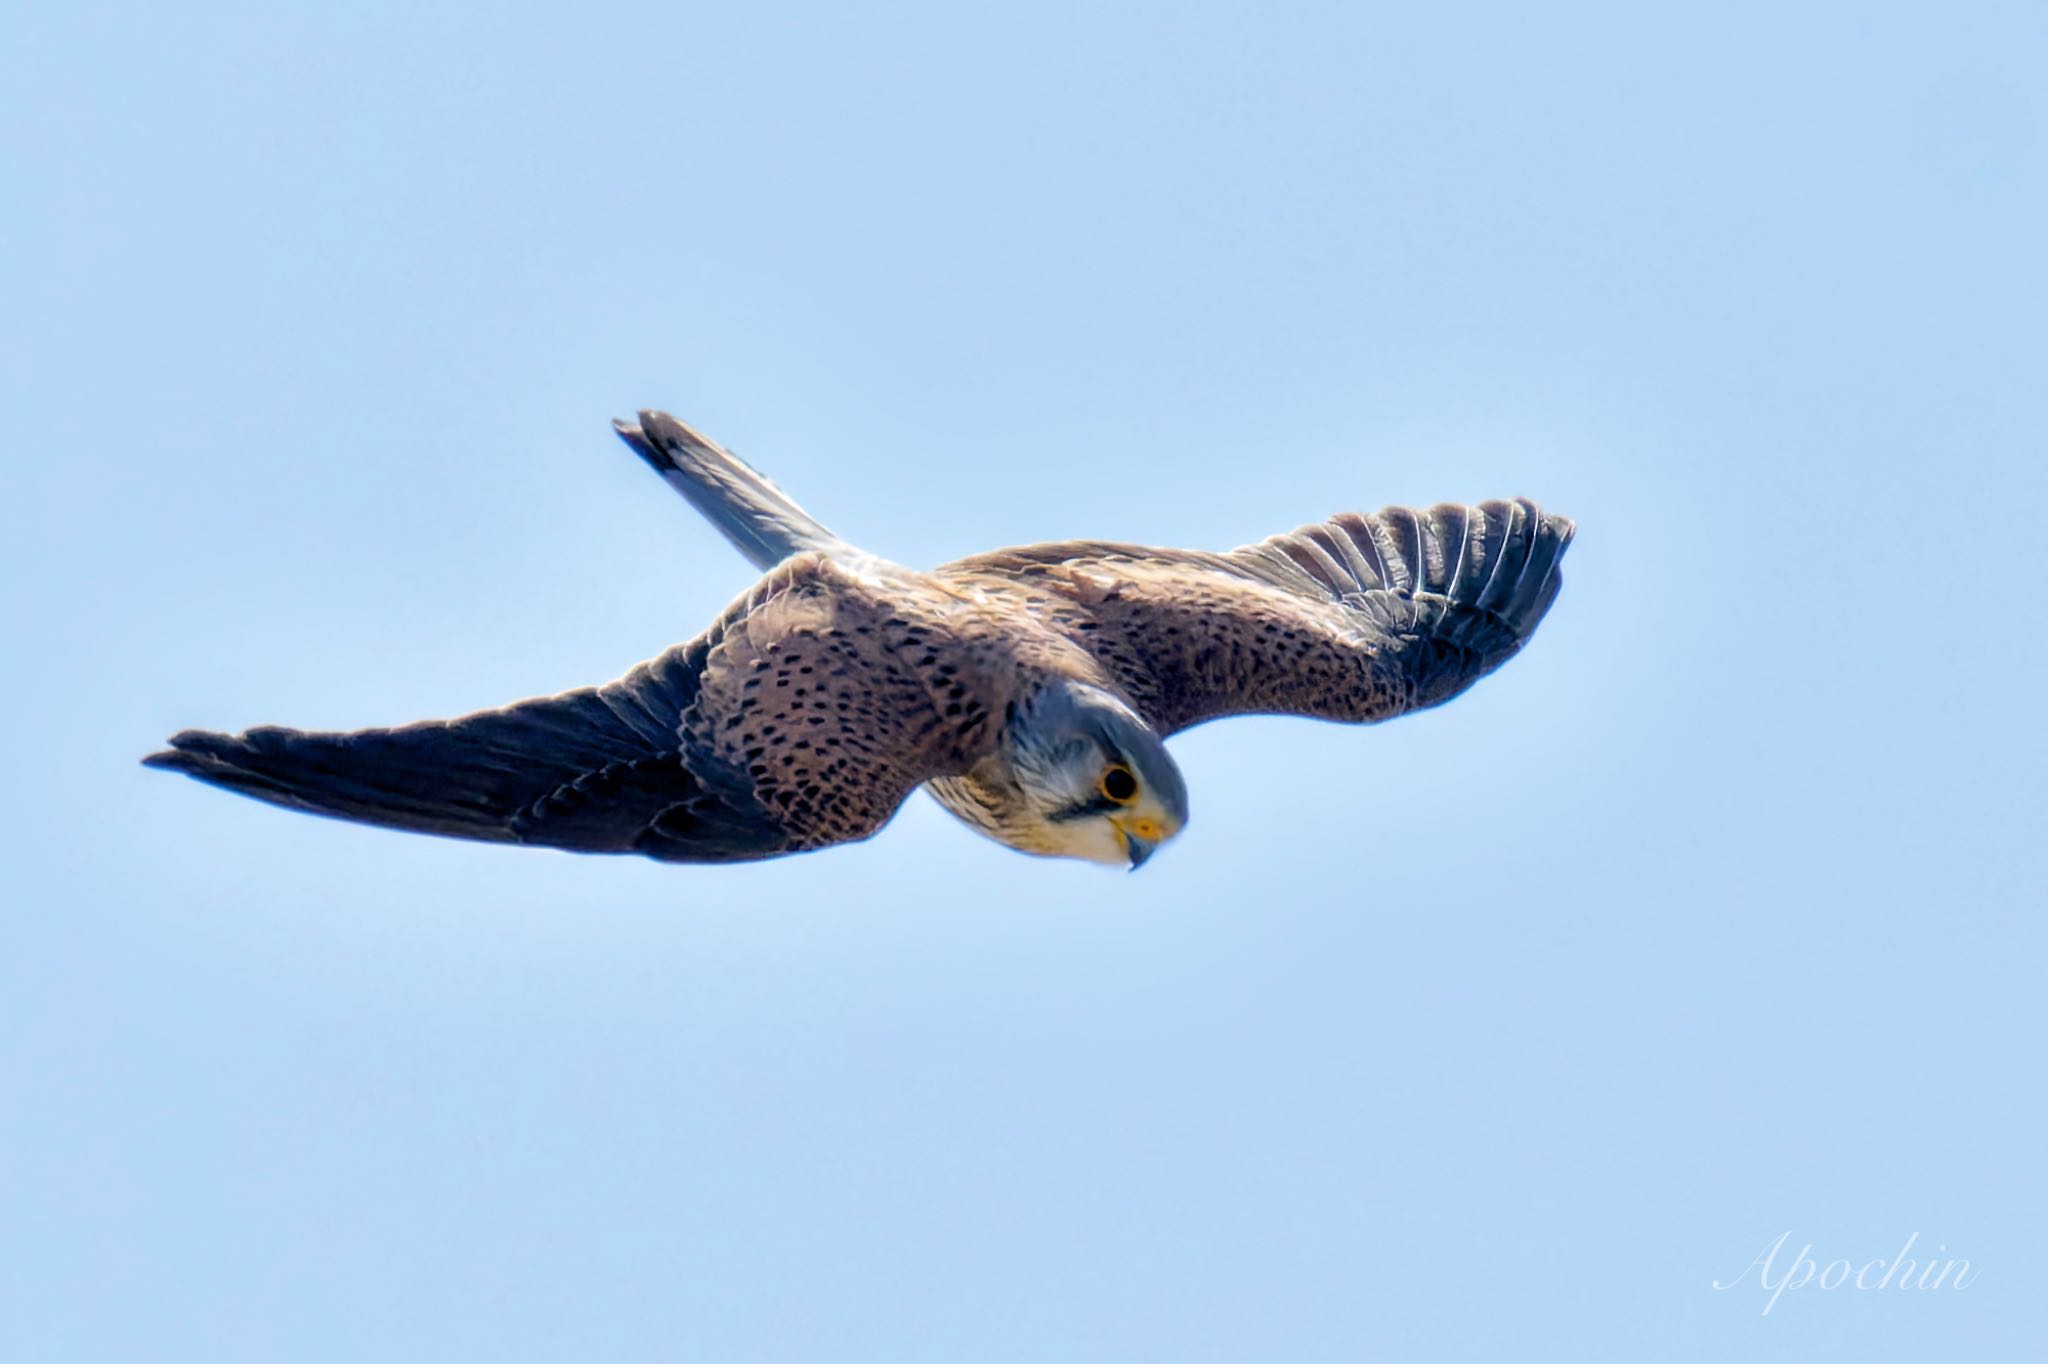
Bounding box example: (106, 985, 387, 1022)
(4, 2, 2044, 1359)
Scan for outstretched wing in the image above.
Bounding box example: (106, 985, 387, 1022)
(145, 555, 971, 862)
(944, 499, 1572, 735)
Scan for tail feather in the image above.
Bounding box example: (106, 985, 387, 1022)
(612, 411, 845, 570)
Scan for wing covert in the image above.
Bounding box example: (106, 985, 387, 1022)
(146, 555, 972, 862)
(944, 499, 1572, 735)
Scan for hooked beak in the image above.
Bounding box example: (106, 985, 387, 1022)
(1121, 827, 1158, 870)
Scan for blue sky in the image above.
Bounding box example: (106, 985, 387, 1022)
(4, 2, 2043, 1359)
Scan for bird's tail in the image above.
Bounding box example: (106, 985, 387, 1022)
(612, 411, 847, 570)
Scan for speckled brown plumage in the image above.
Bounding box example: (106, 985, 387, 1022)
(941, 496, 1568, 735)
(146, 412, 1572, 865)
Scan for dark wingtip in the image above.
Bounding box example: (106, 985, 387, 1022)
(142, 729, 232, 773)
(1502, 502, 1574, 636)
(1539, 508, 1577, 558)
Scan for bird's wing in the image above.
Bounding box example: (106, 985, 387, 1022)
(145, 555, 971, 862)
(944, 499, 1573, 736)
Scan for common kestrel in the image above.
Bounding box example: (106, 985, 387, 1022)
(146, 413, 1574, 868)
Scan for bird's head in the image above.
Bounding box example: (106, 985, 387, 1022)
(1001, 680, 1188, 869)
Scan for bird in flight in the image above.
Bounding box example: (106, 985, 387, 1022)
(147, 413, 1574, 869)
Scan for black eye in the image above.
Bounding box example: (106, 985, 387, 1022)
(1099, 765, 1138, 804)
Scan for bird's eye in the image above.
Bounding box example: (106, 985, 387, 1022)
(1099, 764, 1139, 804)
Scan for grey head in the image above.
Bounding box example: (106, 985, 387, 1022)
(976, 679, 1189, 869)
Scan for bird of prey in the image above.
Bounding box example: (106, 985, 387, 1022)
(146, 413, 1573, 869)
